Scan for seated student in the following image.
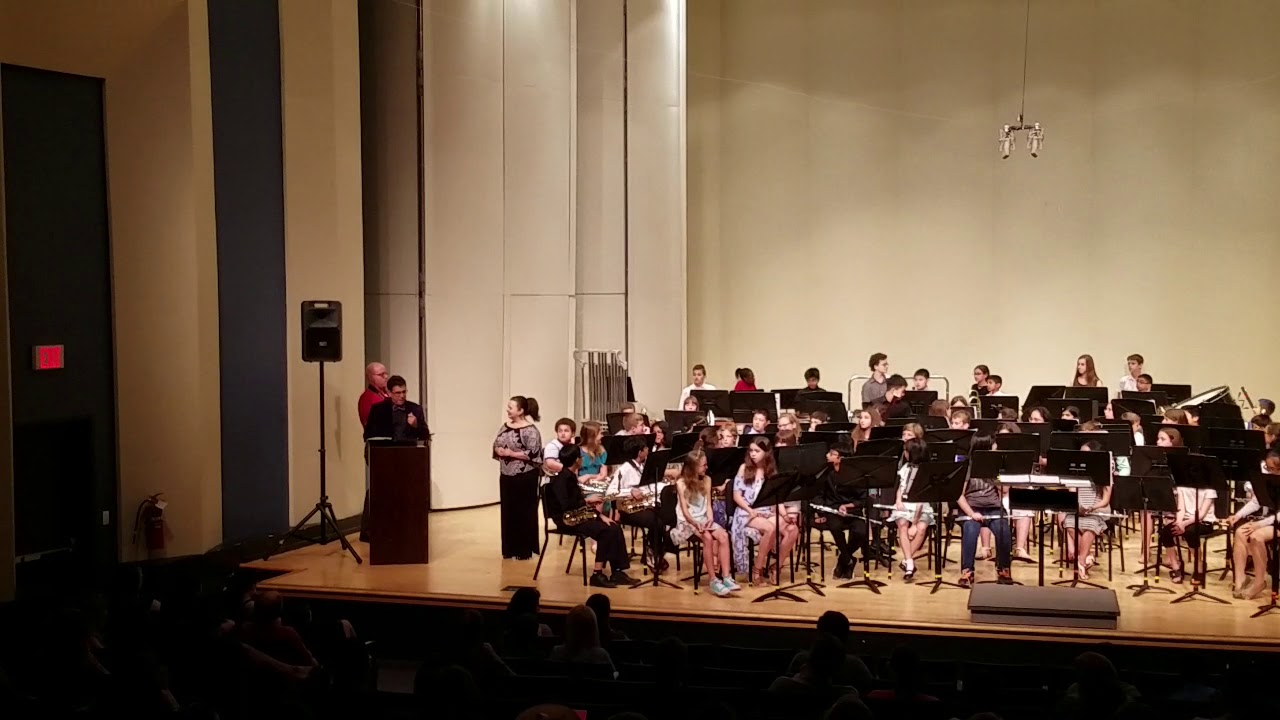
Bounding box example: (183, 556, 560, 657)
(541, 417, 577, 479)
(607, 436, 675, 571)
(548, 446, 638, 588)
(1267, 423, 1280, 450)
(1231, 450, 1279, 598)
(1061, 406, 1081, 421)
(616, 412, 647, 436)
(796, 367, 825, 397)
(956, 435, 1013, 586)
(998, 407, 1019, 421)
(1185, 406, 1201, 426)
(812, 445, 869, 580)
(950, 408, 972, 430)
(1119, 354, 1145, 393)
(746, 409, 770, 435)
(994, 425, 1034, 561)
(808, 410, 830, 431)
(900, 422, 926, 442)
(1163, 408, 1189, 425)
(679, 363, 716, 407)
(927, 399, 949, 419)
(682, 395, 701, 412)
(877, 374, 914, 420)
(912, 369, 931, 391)
(1259, 398, 1276, 419)
(1026, 406, 1051, 423)
(670, 450, 736, 597)
(1251, 414, 1270, 432)
(889, 438, 934, 582)
(986, 375, 1010, 396)
(949, 395, 970, 409)
(1121, 411, 1145, 446)
(1136, 373, 1154, 393)
(1156, 427, 1215, 584)
(849, 409, 875, 446)
(733, 367, 758, 392)
(1060, 439, 1114, 580)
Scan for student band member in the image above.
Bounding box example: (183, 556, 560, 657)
(956, 435, 1014, 586)
(1231, 451, 1280, 599)
(1136, 373, 1154, 393)
(796, 367, 825, 396)
(971, 365, 991, 399)
(1119, 354, 1144, 393)
(1060, 440, 1114, 580)
(578, 421, 609, 484)
(901, 422, 925, 443)
(1072, 354, 1103, 387)
(670, 450, 737, 597)
(746, 410, 770, 435)
(680, 364, 715, 406)
(542, 417, 577, 479)
(1027, 406, 1051, 423)
(732, 438, 796, 584)
(808, 411, 830, 431)
(994, 424, 1034, 561)
(878, 374, 914, 420)
(861, 353, 889, 407)
(548, 445, 638, 588)
(913, 369, 931, 391)
(813, 444, 869, 579)
(607, 436, 675, 571)
(733, 368, 758, 392)
(683, 395, 701, 412)
(1157, 427, 1215, 584)
(986, 375, 1009, 396)
(889, 438, 934, 582)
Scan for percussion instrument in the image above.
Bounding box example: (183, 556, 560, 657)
(1174, 385, 1230, 409)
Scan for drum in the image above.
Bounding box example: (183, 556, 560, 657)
(1174, 385, 1230, 408)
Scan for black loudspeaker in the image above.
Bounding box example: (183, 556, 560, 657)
(301, 300, 342, 362)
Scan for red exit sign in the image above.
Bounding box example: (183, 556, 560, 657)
(33, 345, 64, 370)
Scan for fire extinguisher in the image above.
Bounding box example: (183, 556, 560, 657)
(133, 493, 168, 555)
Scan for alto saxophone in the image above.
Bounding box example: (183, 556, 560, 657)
(616, 493, 656, 514)
(563, 504, 598, 526)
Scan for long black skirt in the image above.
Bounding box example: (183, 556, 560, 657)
(500, 469, 541, 558)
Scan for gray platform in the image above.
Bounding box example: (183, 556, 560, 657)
(968, 584, 1121, 630)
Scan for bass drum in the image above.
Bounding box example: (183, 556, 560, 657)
(1173, 385, 1230, 408)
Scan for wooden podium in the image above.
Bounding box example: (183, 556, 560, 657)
(368, 441, 431, 565)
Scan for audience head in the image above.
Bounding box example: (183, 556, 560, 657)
(564, 604, 601, 655)
(508, 395, 541, 422)
(252, 590, 283, 625)
(805, 634, 846, 683)
(507, 587, 542, 618)
(824, 696, 872, 720)
(888, 644, 921, 694)
(460, 608, 486, 646)
(584, 593, 613, 639)
(653, 636, 689, 687)
(815, 610, 850, 646)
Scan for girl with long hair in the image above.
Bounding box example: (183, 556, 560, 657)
(1072, 354, 1102, 387)
(577, 421, 609, 483)
(732, 438, 789, 584)
(670, 450, 735, 597)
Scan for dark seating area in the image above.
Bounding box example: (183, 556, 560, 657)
(3, 556, 1277, 720)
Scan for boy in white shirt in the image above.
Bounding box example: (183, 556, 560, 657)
(679, 364, 716, 407)
(542, 418, 577, 482)
(1119, 354, 1144, 393)
(608, 437, 673, 569)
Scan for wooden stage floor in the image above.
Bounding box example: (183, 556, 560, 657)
(248, 505, 1280, 652)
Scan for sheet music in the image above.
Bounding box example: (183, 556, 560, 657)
(997, 474, 1035, 485)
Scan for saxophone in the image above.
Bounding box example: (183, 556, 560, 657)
(578, 477, 610, 496)
(563, 504, 599, 526)
(616, 493, 657, 514)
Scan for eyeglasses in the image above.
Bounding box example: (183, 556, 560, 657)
(390, 389, 407, 396)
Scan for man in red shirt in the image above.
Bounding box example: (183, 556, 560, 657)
(359, 362, 390, 541)
(358, 362, 391, 428)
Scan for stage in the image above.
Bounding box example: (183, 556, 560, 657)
(247, 505, 1280, 652)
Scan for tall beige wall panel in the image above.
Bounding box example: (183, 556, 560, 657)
(280, 0, 367, 522)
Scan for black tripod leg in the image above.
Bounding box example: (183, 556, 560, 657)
(265, 505, 323, 559)
(323, 503, 363, 563)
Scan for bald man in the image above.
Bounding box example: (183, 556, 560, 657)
(358, 362, 391, 427)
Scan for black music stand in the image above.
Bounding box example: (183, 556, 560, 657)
(979, 395, 1021, 420)
(1121, 390, 1170, 408)
(854, 438, 903, 457)
(1167, 453, 1230, 605)
(1045, 449, 1111, 589)
(1130, 445, 1190, 576)
(1202, 446, 1265, 580)
(1008, 485, 1080, 587)
(777, 443, 830, 595)
(828, 456, 898, 594)
(751, 471, 806, 603)
(631, 449, 682, 591)
(1205, 427, 1266, 451)
(1113, 398, 1157, 419)
(905, 460, 969, 594)
(664, 410, 706, 432)
(1247, 474, 1280, 618)
(990, 433, 1040, 454)
(1114, 476, 1177, 597)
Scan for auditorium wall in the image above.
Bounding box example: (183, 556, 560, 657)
(364, 0, 686, 510)
(688, 0, 1280, 402)
(0, 0, 223, 564)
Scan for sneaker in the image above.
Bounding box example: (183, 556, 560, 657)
(721, 576, 742, 592)
(610, 571, 639, 587)
(709, 579, 731, 597)
(590, 571, 616, 588)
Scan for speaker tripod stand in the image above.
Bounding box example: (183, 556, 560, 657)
(265, 360, 363, 563)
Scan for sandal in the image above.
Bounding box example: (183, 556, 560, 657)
(959, 570, 974, 588)
(1169, 565, 1185, 584)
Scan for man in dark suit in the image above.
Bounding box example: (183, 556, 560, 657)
(364, 375, 429, 443)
